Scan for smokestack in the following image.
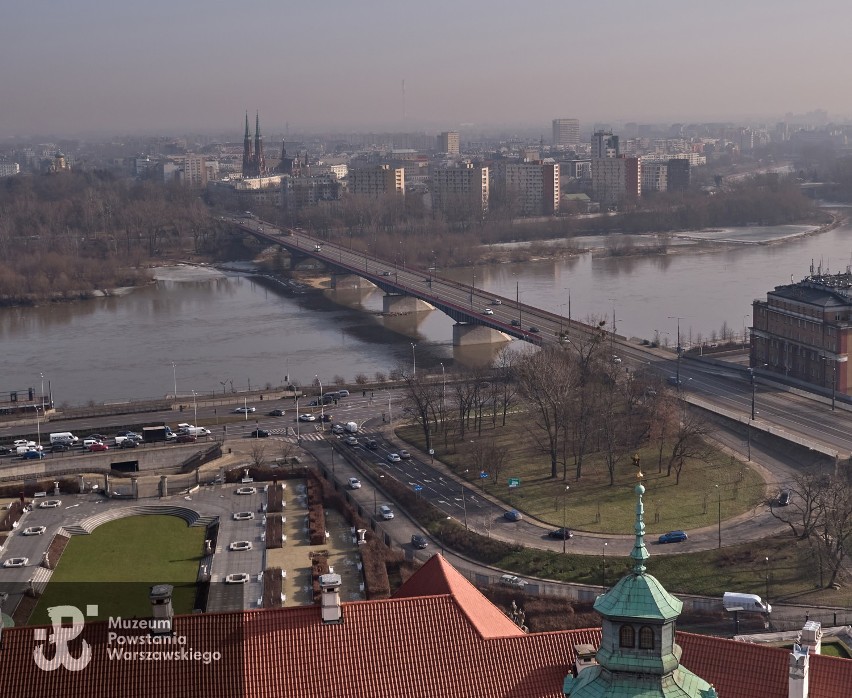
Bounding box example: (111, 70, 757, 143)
(149, 584, 174, 635)
(319, 573, 343, 624)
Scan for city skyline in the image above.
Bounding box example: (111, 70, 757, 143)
(2, 0, 851, 138)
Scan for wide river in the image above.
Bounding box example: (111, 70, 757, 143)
(4, 217, 852, 405)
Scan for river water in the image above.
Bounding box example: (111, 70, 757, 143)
(3, 218, 852, 405)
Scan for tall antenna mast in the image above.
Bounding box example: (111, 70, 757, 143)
(402, 78, 406, 123)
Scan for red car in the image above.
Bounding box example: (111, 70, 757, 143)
(88, 442, 109, 452)
(176, 434, 197, 443)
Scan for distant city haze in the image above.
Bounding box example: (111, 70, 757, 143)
(1, 0, 849, 138)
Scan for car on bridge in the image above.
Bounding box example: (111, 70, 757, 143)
(21, 450, 45, 460)
(511, 319, 521, 327)
(528, 326, 540, 334)
(89, 442, 109, 452)
(491, 299, 502, 305)
(484, 308, 494, 315)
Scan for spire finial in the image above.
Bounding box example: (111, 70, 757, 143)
(245, 112, 250, 138)
(630, 453, 650, 574)
(255, 111, 261, 138)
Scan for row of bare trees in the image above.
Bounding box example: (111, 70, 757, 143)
(772, 470, 852, 587)
(399, 330, 714, 487)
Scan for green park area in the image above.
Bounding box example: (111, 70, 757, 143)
(29, 515, 204, 625)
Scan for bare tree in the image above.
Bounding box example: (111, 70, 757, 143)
(665, 407, 714, 484)
(400, 370, 441, 453)
(249, 443, 267, 469)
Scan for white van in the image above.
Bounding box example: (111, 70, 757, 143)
(722, 592, 771, 614)
(177, 423, 211, 437)
(49, 432, 78, 445)
(344, 421, 358, 434)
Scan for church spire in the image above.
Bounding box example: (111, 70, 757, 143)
(630, 454, 650, 575)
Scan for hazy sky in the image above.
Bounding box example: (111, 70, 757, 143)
(2, 0, 850, 138)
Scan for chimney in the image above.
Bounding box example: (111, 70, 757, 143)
(319, 573, 343, 624)
(573, 643, 598, 676)
(788, 644, 810, 698)
(149, 584, 174, 635)
(799, 620, 823, 655)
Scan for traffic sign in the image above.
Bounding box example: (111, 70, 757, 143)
(428, 449, 435, 455)
(508, 477, 520, 488)
(479, 471, 489, 479)
(413, 484, 423, 492)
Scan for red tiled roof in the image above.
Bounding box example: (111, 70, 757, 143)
(394, 553, 525, 638)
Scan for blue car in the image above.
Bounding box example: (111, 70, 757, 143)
(503, 509, 523, 522)
(658, 530, 688, 544)
(21, 450, 45, 460)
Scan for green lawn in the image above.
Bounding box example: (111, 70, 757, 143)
(398, 417, 765, 535)
(30, 515, 204, 625)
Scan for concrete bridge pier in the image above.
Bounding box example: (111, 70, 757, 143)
(452, 323, 512, 347)
(383, 294, 435, 315)
(331, 273, 375, 290)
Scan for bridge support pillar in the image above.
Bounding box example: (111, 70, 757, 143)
(452, 323, 512, 347)
(331, 274, 375, 290)
(383, 294, 435, 314)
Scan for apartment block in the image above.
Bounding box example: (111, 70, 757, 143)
(495, 161, 560, 216)
(552, 118, 580, 147)
(429, 163, 489, 217)
(591, 157, 640, 207)
(437, 131, 460, 155)
(348, 164, 405, 198)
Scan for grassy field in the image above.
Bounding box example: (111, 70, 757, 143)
(30, 515, 204, 625)
(397, 416, 766, 535)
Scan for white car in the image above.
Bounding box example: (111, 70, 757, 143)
(233, 512, 255, 521)
(236, 487, 256, 495)
(3, 557, 28, 568)
(299, 414, 316, 422)
(491, 299, 502, 305)
(348, 477, 362, 489)
(225, 573, 250, 584)
(484, 308, 494, 315)
(229, 541, 253, 552)
(612, 355, 622, 364)
(39, 500, 62, 509)
(82, 438, 103, 449)
(233, 406, 256, 414)
(378, 505, 394, 520)
(499, 574, 528, 589)
(22, 526, 46, 536)
(331, 424, 345, 434)
(13, 440, 35, 448)
(387, 453, 401, 463)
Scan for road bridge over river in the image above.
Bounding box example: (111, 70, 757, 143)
(231, 217, 590, 348)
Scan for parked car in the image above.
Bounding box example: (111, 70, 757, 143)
(547, 527, 574, 540)
(250, 429, 270, 438)
(233, 406, 256, 414)
(399, 449, 411, 460)
(236, 486, 257, 495)
(225, 573, 250, 584)
(778, 490, 791, 506)
(21, 450, 45, 460)
(268, 409, 285, 417)
(484, 307, 494, 315)
(499, 574, 527, 589)
(348, 477, 362, 489)
(386, 453, 401, 463)
(175, 433, 197, 443)
(378, 505, 394, 520)
(658, 530, 688, 544)
(89, 442, 109, 452)
(299, 414, 316, 422)
(503, 509, 523, 522)
(3, 557, 28, 568)
(411, 534, 428, 549)
(22, 526, 46, 536)
(232, 512, 255, 521)
(228, 541, 253, 552)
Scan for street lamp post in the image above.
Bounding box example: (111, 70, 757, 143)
(668, 316, 683, 388)
(40, 373, 45, 414)
(461, 470, 469, 530)
(765, 556, 770, 602)
(821, 356, 838, 411)
(295, 396, 301, 444)
(315, 375, 324, 429)
(716, 484, 721, 549)
(411, 343, 417, 376)
(562, 486, 570, 554)
(172, 362, 177, 399)
(602, 542, 608, 588)
(192, 390, 198, 427)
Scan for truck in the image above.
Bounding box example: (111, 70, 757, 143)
(344, 421, 359, 434)
(177, 423, 211, 437)
(49, 432, 78, 445)
(722, 592, 771, 614)
(142, 425, 175, 443)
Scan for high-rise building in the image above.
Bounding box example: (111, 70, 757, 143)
(640, 161, 668, 193)
(437, 131, 460, 155)
(591, 130, 619, 159)
(591, 156, 640, 207)
(552, 118, 580, 147)
(495, 161, 560, 216)
(429, 163, 489, 217)
(667, 159, 690, 192)
(348, 164, 405, 198)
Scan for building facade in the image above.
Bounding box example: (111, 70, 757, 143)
(751, 272, 851, 397)
(591, 130, 619, 159)
(437, 131, 460, 155)
(591, 156, 640, 207)
(495, 161, 560, 216)
(640, 160, 668, 193)
(348, 164, 405, 198)
(429, 163, 489, 217)
(552, 118, 580, 147)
